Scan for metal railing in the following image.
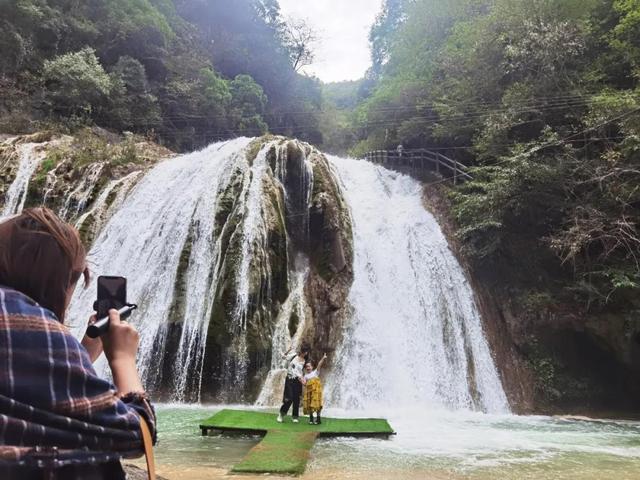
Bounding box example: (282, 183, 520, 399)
(364, 149, 472, 184)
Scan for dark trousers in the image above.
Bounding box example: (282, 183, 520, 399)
(279, 376, 302, 418)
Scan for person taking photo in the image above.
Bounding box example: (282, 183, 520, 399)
(0, 207, 156, 480)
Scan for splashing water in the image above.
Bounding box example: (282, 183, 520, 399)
(325, 156, 509, 413)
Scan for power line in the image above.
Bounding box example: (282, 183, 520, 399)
(42, 91, 637, 124)
(415, 107, 640, 187)
(121, 100, 617, 141)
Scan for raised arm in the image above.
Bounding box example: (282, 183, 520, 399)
(317, 353, 328, 371)
(282, 341, 294, 359)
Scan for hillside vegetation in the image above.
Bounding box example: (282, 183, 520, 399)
(0, 0, 322, 150)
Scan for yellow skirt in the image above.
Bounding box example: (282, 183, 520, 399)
(302, 377, 323, 414)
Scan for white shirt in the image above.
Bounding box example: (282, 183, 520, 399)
(286, 352, 305, 379)
(303, 370, 318, 381)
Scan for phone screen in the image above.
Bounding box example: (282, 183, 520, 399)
(96, 276, 127, 318)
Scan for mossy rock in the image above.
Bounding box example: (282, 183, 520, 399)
(246, 135, 276, 166)
(167, 226, 195, 325)
(77, 212, 96, 246)
(309, 153, 353, 282)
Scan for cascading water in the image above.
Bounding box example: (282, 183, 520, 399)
(67, 137, 310, 402)
(275, 143, 314, 246)
(0, 132, 506, 410)
(2, 142, 46, 216)
(325, 156, 509, 413)
(223, 144, 272, 394)
(68, 138, 253, 400)
(59, 162, 105, 220)
(74, 170, 143, 239)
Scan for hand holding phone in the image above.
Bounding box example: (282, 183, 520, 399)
(86, 276, 137, 338)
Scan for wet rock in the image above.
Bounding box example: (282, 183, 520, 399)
(199, 137, 354, 402)
(1, 128, 171, 224)
(303, 150, 354, 359)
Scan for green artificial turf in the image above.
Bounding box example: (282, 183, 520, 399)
(232, 430, 319, 474)
(200, 408, 394, 436)
(199, 409, 394, 475)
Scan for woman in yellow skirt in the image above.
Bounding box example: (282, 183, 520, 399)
(303, 353, 327, 424)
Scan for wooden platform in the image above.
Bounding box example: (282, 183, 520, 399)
(199, 409, 394, 475)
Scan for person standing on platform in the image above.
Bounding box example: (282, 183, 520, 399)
(396, 143, 404, 163)
(277, 343, 309, 423)
(303, 353, 328, 425)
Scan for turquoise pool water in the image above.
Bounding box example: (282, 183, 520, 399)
(146, 405, 640, 479)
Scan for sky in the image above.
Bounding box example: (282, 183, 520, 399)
(278, 0, 383, 83)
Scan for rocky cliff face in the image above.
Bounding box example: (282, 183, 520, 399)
(1, 128, 172, 229)
(196, 139, 354, 402)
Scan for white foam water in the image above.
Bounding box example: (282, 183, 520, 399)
(325, 156, 509, 413)
(2, 143, 46, 216)
(68, 138, 253, 400)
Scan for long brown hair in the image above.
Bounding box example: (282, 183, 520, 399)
(0, 207, 89, 322)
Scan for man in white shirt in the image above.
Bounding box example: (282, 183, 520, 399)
(277, 344, 309, 423)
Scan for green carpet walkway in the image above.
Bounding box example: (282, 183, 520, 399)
(199, 409, 394, 475)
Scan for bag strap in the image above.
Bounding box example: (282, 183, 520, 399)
(138, 415, 156, 480)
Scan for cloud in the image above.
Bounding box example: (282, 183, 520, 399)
(278, 0, 382, 83)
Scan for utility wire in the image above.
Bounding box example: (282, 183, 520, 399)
(123, 100, 620, 141)
(413, 107, 640, 187)
(44, 92, 637, 123)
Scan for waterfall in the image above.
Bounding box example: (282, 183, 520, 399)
(213, 142, 276, 399)
(74, 170, 143, 238)
(325, 156, 509, 413)
(68, 138, 253, 400)
(67, 137, 305, 402)
(60, 162, 106, 220)
(57, 135, 508, 410)
(2, 143, 46, 216)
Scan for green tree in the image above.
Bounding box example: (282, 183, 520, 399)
(369, 0, 406, 76)
(105, 56, 160, 132)
(43, 47, 112, 116)
(611, 0, 640, 69)
(229, 74, 268, 136)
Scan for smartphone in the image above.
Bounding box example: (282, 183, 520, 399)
(96, 276, 127, 318)
(87, 276, 136, 338)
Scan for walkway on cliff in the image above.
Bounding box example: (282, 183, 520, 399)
(364, 148, 472, 184)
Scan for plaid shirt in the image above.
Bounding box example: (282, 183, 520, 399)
(0, 286, 156, 469)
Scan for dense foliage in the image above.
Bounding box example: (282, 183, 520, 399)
(0, 0, 322, 149)
(336, 0, 640, 313)
(3, 0, 639, 312)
